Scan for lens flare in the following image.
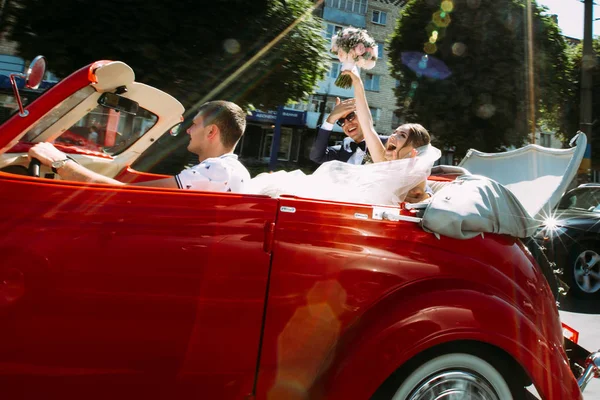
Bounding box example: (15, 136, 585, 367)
(441, 0, 454, 12)
(544, 217, 558, 231)
(433, 11, 451, 28)
(424, 42, 437, 54)
(223, 39, 241, 54)
(452, 42, 467, 57)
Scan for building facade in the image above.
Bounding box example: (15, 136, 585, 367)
(236, 0, 410, 172)
(284, 0, 408, 145)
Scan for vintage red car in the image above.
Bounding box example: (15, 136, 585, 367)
(0, 57, 598, 400)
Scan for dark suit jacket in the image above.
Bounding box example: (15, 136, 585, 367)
(310, 127, 388, 164)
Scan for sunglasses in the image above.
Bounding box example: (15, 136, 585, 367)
(336, 111, 356, 127)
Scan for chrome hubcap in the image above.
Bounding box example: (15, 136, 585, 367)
(574, 250, 600, 294)
(407, 370, 499, 400)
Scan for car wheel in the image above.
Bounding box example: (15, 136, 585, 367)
(389, 353, 517, 400)
(567, 243, 600, 298)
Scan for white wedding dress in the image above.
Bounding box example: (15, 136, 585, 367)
(247, 145, 441, 205)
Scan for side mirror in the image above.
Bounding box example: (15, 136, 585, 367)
(9, 55, 47, 117)
(98, 92, 139, 115)
(25, 56, 47, 90)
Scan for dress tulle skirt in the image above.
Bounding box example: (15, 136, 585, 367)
(247, 145, 441, 206)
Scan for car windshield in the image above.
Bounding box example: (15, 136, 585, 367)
(19, 86, 158, 156)
(21, 86, 95, 142)
(557, 188, 600, 212)
(54, 103, 158, 156)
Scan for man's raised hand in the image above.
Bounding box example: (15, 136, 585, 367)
(326, 97, 356, 124)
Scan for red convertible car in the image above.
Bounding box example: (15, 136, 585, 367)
(0, 57, 598, 400)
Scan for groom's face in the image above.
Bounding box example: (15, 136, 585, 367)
(341, 112, 364, 143)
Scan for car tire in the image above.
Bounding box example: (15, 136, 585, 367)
(378, 352, 524, 400)
(566, 242, 600, 299)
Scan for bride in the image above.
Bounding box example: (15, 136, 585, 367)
(247, 70, 441, 206)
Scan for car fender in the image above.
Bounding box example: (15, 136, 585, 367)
(310, 285, 580, 400)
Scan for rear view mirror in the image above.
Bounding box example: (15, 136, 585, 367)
(98, 92, 139, 115)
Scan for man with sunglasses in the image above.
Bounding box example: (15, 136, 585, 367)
(310, 97, 387, 165)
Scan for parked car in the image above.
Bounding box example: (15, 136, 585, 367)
(534, 183, 600, 299)
(0, 57, 599, 400)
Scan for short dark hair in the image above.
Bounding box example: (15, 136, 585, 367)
(197, 101, 246, 148)
(399, 123, 431, 149)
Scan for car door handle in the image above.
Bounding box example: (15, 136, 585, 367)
(263, 221, 275, 254)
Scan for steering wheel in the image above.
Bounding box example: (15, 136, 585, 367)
(28, 158, 41, 177)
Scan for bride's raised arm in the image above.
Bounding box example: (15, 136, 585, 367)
(342, 69, 387, 163)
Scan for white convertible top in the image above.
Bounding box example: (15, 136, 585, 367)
(420, 134, 587, 239)
(459, 133, 587, 221)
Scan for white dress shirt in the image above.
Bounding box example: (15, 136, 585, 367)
(175, 153, 250, 193)
(321, 120, 367, 165)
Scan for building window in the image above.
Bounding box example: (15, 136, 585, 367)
(328, 62, 342, 79)
(260, 127, 294, 161)
(325, 23, 343, 42)
(377, 43, 385, 59)
(364, 74, 380, 91)
(326, 0, 368, 14)
(372, 10, 387, 25)
(286, 102, 309, 111)
(307, 94, 341, 114)
(370, 107, 381, 123)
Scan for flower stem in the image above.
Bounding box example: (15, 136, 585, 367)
(334, 74, 353, 89)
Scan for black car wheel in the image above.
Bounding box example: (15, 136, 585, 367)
(567, 242, 600, 298)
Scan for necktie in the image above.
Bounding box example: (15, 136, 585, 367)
(350, 141, 366, 152)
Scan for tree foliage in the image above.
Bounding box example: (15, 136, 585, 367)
(564, 39, 600, 166)
(4, 0, 328, 112)
(388, 0, 570, 156)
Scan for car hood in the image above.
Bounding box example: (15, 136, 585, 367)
(459, 133, 587, 222)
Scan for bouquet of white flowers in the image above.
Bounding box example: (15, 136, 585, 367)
(330, 27, 378, 88)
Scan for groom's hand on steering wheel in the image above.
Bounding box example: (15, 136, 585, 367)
(28, 142, 68, 167)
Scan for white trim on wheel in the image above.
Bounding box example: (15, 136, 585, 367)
(391, 353, 514, 400)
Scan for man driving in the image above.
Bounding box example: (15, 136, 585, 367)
(28, 101, 250, 193)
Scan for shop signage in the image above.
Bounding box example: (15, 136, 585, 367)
(247, 109, 306, 126)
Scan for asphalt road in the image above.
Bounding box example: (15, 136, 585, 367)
(559, 295, 600, 399)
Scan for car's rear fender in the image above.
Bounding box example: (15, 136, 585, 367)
(309, 287, 581, 400)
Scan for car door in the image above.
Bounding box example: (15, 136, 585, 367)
(0, 174, 277, 399)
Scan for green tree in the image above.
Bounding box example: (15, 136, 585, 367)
(388, 0, 570, 156)
(3, 0, 328, 112)
(564, 39, 600, 167)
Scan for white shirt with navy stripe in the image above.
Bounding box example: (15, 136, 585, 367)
(175, 154, 250, 193)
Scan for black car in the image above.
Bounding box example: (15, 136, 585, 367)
(535, 183, 600, 298)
